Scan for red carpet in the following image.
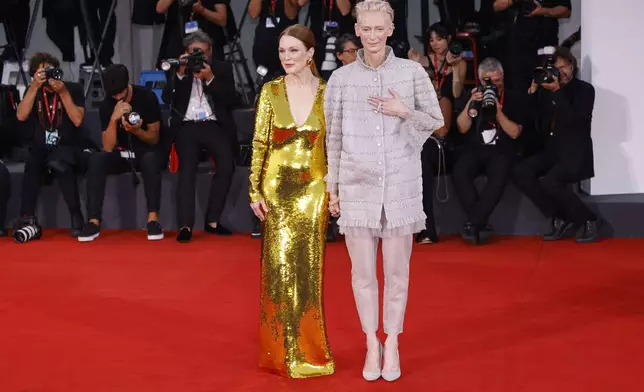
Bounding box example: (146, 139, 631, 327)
(1, 231, 643, 391)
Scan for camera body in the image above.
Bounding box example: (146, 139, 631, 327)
(533, 46, 560, 84)
(160, 48, 207, 74)
(468, 77, 499, 118)
(178, 0, 197, 7)
(43, 66, 63, 81)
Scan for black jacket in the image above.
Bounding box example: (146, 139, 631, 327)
(534, 78, 595, 181)
(162, 59, 239, 151)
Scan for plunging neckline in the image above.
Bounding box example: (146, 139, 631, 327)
(283, 76, 320, 129)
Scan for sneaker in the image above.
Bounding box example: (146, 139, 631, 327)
(147, 221, 164, 241)
(176, 227, 192, 243)
(78, 222, 100, 242)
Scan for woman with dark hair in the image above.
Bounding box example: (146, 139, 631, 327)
(249, 24, 335, 378)
(409, 22, 464, 244)
(409, 22, 467, 99)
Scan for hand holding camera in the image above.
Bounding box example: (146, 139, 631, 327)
(193, 61, 214, 82)
(467, 78, 499, 118)
(162, 48, 208, 78)
(112, 101, 132, 122)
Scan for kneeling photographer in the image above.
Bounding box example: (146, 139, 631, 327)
(14, 52, 86, 241)
(78, 64, 164, 242)
(162, 30, 238, 243)
(453, 57, 528, 244)
(512, 47, 599, 243)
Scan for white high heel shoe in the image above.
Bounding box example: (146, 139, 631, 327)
(362, 342, 383, 381)
(381, 346, 401, 382)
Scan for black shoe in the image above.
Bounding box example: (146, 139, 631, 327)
(205, 223, 232, 236)
(78, 222, 100, 242)
(70, 214, 84, 238)
(543, 218, 575, 241)
(147, 221, 164, 241)
(251, 219, 261, 239)
(176, 227, 192, 243)
(478, 224, 493, 244)
(0, 228, 7, 237)
(461, 222, 479, 245)
(416, 229, 438, 244)
(576, 219, 601, 243)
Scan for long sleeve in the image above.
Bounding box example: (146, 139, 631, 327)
(249, 84, 273, 203)
(204, 61, 240, 107)
(402, 63, 445, 149)
(324, 72, 343, 194)
(551, 81, 595, 137)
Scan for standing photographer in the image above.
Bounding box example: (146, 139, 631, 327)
(249, 0, 303, 82)
(78, 64, 164, 242)
(493, 0, 571, 91)
(14, 52, 86, 239)
(0, 160, 9, 237)
(162, 30, 238, 243)
(156, 0, 230, 65)
(453, 57, 528, 244)
(512, 47, 599, 243)
(308, 0, 356, 79)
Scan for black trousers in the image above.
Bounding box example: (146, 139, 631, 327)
(0, 160, 10, 227)
(86, 150, 162, 221)
(20, 144, 82, 218)
(512, 150, 596, 224)
(421, 137, 454, 235)
(176, 121, 235, 229)
(452, 146, 513, 226)
(85, 0, 117, 64)
(0, 2, 30, 56)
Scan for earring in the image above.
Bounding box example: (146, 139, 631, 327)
(306, 58, 312, 66)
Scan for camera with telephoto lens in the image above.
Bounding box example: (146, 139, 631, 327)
(43, 66, 63, 81)
(123, 111, 141, 126)
(160, 48, 207, 74)
(321, 21, 341, 72)
(468, 77, 499, 118)
(533, 46, 560, 84)
(13, 216, 42, 243)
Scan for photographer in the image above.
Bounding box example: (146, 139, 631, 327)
(453, 57, 528, 244)
(14, 52, 85, 238)
(0, 160, 8, 236)
(78, 64, 164, 242)
(249, 0, 303, 82)
(334, 33, 360, 66)
(493, 0, 571, 91)
(156, 0, 230, 65)
(308, 0, 356, 79)
(512, 47, 599, 243)
(162, 30, 238, 243)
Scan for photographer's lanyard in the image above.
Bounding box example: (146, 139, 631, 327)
(270, 0, 277, 14)
(42, 91, 58, 130)
(433, 55, 450, 91)
(39, 90, 61, 146)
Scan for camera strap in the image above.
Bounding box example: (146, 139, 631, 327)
(432, 55, 450, 91)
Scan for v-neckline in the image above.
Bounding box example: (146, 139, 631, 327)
(283, 76, 320, 129)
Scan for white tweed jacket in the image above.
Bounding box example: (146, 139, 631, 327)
(324, 47, 444, 231)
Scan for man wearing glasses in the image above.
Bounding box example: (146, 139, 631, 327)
(334, 33, 361, 67)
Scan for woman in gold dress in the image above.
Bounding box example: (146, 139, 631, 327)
(249, 24, 335, 379)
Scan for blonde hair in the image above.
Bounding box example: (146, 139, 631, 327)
(355, 0, 395, 23)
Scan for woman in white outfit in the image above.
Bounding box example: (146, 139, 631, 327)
(324, 0, 444, 382)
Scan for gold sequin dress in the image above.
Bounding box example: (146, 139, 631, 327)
(249, 76, 335, 378)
